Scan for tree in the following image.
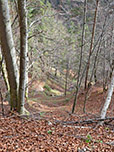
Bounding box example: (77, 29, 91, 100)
(0, 0, 19, 110)
(0, 0, 28, 114)
(100, 70, 114, 121)
(72, 0, 87, 113)
(17, 0, 28, 114)
(84, 0, 99, 89)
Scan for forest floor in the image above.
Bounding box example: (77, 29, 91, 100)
(0, 79, 114, 152)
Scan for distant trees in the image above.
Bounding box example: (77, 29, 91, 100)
(71, 0, 114, 114)
(28, 2, 77, 83)
(27, 0, 114, 117)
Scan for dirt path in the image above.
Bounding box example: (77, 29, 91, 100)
(26, 85, 114, 122)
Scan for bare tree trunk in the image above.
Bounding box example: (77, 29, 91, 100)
(17, 0, 28, 114)
(94, 67, 97, 83)
(0, 0, 19, 110)
(83, 35, 102, 113)
(100, 70, 114, 120)
(102, 39, 107, 91)
(83, 16, 107, 113)
(109, 23, 114, 79)
(72, 0, 87, 113)
(84, 0, 99, 89)
(83, 15, 107, 113)
(64, 60, 69, 96)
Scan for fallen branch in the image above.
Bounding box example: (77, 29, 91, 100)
(63, 125, 92, 129)
(106, 141, 114, 146)
(55, 117, 114, 125)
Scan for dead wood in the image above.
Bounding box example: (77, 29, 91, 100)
(55, 117, 114, 125)
(63, 125, 92, 129)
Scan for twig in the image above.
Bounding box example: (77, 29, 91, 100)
(11, 14, 18, 27)
(63, 125, 92, 129)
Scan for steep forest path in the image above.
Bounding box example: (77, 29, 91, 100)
(27, 79, 114, 121)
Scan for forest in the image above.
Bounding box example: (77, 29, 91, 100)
(0, 0, 114, 151)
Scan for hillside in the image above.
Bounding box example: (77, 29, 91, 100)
(0, 78, 114, 151)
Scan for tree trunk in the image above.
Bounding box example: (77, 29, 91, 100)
(17, 0, 28, 114)
(100, 70, 114, 120)
(0, 0, 19, 110)
(83, 34, 102, 113)
(84, 0, 99, 90)
(64, 60, 69, 96)
(72, 0, 87, 113)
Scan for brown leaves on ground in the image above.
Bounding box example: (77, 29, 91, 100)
(0, 115, 114, 152)
(0, 85, 114, 151)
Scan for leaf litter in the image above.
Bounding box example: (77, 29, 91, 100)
(0, 85, 114, 151)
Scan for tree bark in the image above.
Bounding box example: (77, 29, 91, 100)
(0, 0, 19, 110)
(84, 0, 99, 89)
(100, 70, 114, 120)
(17, 0, 28, 114)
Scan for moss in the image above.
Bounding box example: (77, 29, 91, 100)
(44, 84, 51, 92)
(19, 107, 30, 116)
(44, 89, 52, 96)
(50, 89, 62, 96)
